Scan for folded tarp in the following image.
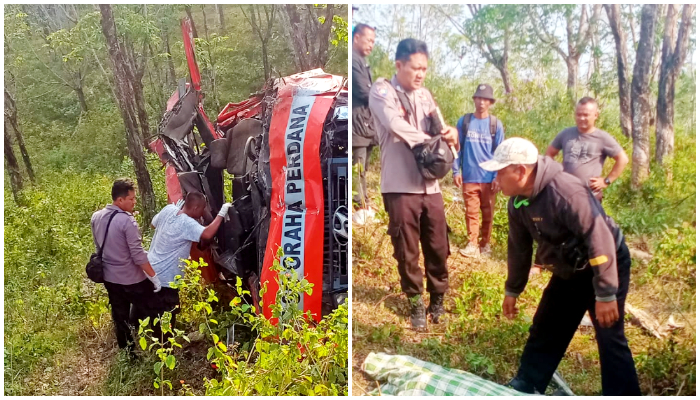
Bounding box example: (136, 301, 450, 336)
(361, 352, 527, 396)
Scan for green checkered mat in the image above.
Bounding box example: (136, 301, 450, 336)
(362, 352, 528, 396)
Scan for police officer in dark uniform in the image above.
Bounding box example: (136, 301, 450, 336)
(351, 23, 377, 209)
(481, 137, 641, 395)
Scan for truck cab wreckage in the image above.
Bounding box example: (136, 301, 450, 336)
(149, 18, 348, 322)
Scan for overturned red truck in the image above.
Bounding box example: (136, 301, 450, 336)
(149, 19, 348, 322)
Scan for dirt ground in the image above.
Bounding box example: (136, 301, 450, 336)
(19, 318, 218, 396)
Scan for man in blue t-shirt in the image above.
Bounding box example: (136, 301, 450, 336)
(452, 84, 505, 258)
(148, 192, 231, 331)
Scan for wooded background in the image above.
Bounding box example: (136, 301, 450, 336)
(4, 4, 348, 214)
(357, 4, 695, 187)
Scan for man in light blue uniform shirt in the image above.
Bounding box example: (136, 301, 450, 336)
(148, 192, 231, 331)
(452, 84, 505, 258)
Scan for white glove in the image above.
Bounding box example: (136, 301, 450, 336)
(175, 199, 185, 209)
(217, 203, 232, 218)
(146, 273, 162, 293)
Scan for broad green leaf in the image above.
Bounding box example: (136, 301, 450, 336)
(165, 354, 176, 370)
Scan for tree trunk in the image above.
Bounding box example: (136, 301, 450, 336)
(202, 5, 210, 40)
(75, 85, 88, 113)
(261, 38, 271, 81)
(317, 6, 334, 68)
(164, 27, 177, 88)
(627, 5, 637, 47)
(655, 5, 680, 170)
(591, 26, 600, 75)
(261, 5, 275, 81)
(655, 4, 695, 169)
(5, 123, 24, 204)
(201, 5, 220, 111)
(132, 73, 151, 148)
(604, 4, 632, 138)
(630, 5, 658, 188)
(7, 118, 36, 184)
(443, 5, 513, 95)
(185, 6, 198, 38)
(282, 5, 335, 71)
(501, 27, 513, 95)
(243, 5, 276, 81)
(4, 89, 36, 182)
(565, 57, 579, 104)
(125, 31, 151, 148)
(647, 6, 667, 123)
(284, 5, 310, 71)
(589, 18, 601, 97)
(99, 4, 156, 224)
(498, 65, 513, 94)
(529, 5, 599, 105)
(147, 43, 167, 115)
(216, 4, 226, 35)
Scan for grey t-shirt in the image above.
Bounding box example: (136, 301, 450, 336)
(550, 127, 623, 184)
(147, 204, 206, 285)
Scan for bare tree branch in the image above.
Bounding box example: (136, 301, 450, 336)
(528, 7, 567, 59)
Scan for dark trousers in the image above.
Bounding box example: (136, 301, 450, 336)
(515, 240, 641, 395)
(152, 287, 181, 343)
(383, 193, 449, 295)
(352, 146, 373, 206)
(104, 279, 159, 350)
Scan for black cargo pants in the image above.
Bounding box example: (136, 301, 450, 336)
(514, 239, 641, 395)
(104, 279, 159, 350)
(382, 192, 450, 295)
(151, 287, 181, 345)
(352, 145, 374, 206)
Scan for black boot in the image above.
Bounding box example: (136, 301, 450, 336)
(427, 293, 445, 323)
(408, 294, 427, 331)
(507, 376, 537, 394)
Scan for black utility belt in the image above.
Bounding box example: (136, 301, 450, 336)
(543, 230, 624, 280)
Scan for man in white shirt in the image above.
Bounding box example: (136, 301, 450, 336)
(148, 192, 231, 332)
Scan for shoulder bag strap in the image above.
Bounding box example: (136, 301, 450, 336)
(395, 90, 413, 124)
(458, 113, 472, 173)
(97, 211, 123, 258)
(490, 115, 498, 153)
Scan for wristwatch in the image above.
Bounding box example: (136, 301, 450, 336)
(604, 177, 611, 186)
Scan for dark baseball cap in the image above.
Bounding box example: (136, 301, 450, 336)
(473, 84, 495, 102)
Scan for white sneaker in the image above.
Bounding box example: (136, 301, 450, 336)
(459, 243, 480, 258)
(480, 244, 492, 257)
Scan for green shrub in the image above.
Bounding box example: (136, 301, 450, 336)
(646, 224, 696, 289)
(4, 171, 115, 394)
(635, 336, 697, 396)
(139, 256, 349, 396)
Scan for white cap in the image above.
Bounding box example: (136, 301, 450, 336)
(479, 137, 539, 171)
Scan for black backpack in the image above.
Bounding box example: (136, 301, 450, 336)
(393, 86, 454, 180)
(86, 210, 123, 283)
(458, 113, 500, 166)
